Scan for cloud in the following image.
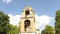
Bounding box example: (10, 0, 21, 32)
(8, 14, 53, 33)
(35, 14, 53, 28)
(35, 14, 53, 33)
(8, 14, 21, 26)
(2, 0, 13, 3)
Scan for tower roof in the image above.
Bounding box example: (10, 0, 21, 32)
(23, 5, 33, 11)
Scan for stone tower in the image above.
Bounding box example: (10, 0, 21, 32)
(19, 6, 39, 34)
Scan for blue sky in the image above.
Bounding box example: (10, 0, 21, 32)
(0, 0, 60, 16)
(0, 0, 60, 33)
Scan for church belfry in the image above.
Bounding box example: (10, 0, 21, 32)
(19, 6, 39, 34)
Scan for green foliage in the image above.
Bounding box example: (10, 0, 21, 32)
(0, 11, 10, 34)
(9, 25, 19, 34)
(41, 30, 45, 34)
(0, 11, 19, 34)
(41, 25, 54, 34)
(55, 10, 60, 34)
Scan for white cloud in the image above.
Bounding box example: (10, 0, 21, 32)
(35, 14, 53, 34)
(8, 14, 21, 26)
(8, 14, 53, 34)
(2, 0, 13, 3)
(35, 14, 53, 28)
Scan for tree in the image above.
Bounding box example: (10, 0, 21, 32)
(0, 11, 10, 34)
(9, 25, 19, 34)
(41, 30, 45, 34)
(55, 10, 60, 34)
(41, 25, 54, 34)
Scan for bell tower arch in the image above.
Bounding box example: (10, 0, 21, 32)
(24, 19, 30, 32)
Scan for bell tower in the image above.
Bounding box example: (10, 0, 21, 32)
(19, 6, 39, 34)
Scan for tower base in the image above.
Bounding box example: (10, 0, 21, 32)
(19, 32, 35, 34)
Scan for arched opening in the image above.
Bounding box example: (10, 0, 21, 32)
(25, 10, 30, 15)
(24, 20, 30, 31)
